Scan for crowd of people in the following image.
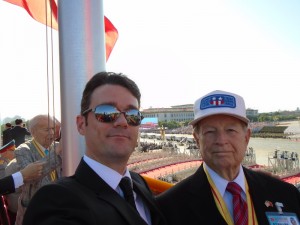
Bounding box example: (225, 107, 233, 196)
(1, 72, 299, 225)
(1, 119, 31, 148)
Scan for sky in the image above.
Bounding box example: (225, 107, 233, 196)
(1, 0, 300, 122)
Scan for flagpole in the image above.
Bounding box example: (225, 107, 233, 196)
(58, 0, 106, 175)
(0, 114, 2, 146)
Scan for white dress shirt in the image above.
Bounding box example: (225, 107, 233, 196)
(204, 162, 247, 220)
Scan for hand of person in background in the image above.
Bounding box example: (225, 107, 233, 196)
(20, 161, 46, 183)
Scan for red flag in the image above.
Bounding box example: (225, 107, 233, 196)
(4, 0, 118, 60)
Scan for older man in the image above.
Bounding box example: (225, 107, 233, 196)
(157, 90, 300, 225)
(14, 115, 62, 225)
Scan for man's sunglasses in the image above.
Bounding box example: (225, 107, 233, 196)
(82, 104, 144, 126)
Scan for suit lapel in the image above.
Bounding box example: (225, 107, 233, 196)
(243, 168, 274, 224)
(74, 159, 148, 225)
(187, 165, 229, 225)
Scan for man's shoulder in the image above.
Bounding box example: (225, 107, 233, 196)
(15, 140, 33, 151)
(11, 126, 20, 131)
(244, 167, 298, 190)
(38, 176, 77, 192)
(3, 128, 11, 133)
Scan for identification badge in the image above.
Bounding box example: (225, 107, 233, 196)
(266, 212, 299, 225)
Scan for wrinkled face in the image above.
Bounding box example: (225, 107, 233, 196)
(31, 118, 55, 148)
(193, 115, 250, 173)
(76, 84, 140, 167)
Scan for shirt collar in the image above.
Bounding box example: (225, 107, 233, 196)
(83, 155, 131, 191)
(204, 162, 246, 196)
(33, 139, 48, 153)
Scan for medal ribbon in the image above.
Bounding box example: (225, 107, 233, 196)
(32, 139, 57, 181)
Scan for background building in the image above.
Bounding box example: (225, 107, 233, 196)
(142, 104, 194, 123)
(142, 104, 258, 123)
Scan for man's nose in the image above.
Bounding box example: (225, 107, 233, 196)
(215, 132, 227, 143)
(113, 113, 128, 127)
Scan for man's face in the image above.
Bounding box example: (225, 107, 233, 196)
(32, 118, 55, 148)
(193, 114, 250, 175)
(76, 84, 140, 171)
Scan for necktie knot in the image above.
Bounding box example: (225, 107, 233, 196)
(226, 182, 242, 196)
(119, 177, 137, 211)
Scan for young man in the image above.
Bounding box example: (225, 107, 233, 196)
(23, 72, 167, 225)
(157, 90, 300, 225)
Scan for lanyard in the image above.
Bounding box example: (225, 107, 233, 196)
(32, 139, 57, 181)
(203, 165, 258, 225)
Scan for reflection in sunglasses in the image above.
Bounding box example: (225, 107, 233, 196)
(83, 104, 144, 126)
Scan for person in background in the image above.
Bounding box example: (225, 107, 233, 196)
(23, 72, 167, 225)
(4, 160, 45, 225)
(0, 163, 44, 225)
(0, 160, 44, 196)
(157, 90, 300, 225)
(0, 140, 16, 178)
(14, 115, 62, 225)
(10, 119, 31, 147)
(2, 123, 13, 146)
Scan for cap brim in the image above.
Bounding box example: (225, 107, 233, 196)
(189, 113, 249, 126)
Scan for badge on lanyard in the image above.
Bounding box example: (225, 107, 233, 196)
(266, 202, 299, 225)
(266, 212, 299, 225)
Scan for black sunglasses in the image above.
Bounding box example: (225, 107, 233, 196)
(83, 104, 144, 126)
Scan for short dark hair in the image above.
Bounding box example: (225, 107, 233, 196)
(80, 72, 141, 115)
(5, 123, 12, 127)
(15, 119, 23, 125)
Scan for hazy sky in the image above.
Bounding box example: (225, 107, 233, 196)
(1, 0, 300, 121)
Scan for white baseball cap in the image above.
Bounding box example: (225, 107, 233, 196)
(189, 90, 249, 126)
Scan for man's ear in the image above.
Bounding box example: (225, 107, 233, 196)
(76, 115, 86, 135)
(193, 131, 200, 148)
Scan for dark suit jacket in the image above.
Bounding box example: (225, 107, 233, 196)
(2, 128, 12, 146)
(10, 126, 31, 147)
(157, 164, 300, 225)
(0, 175, 15, 195)
(23, 159, 167, 225)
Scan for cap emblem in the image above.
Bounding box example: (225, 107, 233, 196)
(200, 94, 236, 110)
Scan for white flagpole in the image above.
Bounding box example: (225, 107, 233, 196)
(0, 114, 2, 146)
(58, 0, 106, 175)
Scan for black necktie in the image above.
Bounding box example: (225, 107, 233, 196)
(119, 177, 137, 211)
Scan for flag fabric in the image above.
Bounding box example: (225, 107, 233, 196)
(4, 0, 118, 60)
(0, 140, 16, 153)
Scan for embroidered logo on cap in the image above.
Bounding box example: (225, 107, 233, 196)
(200, 94, 236, 110)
